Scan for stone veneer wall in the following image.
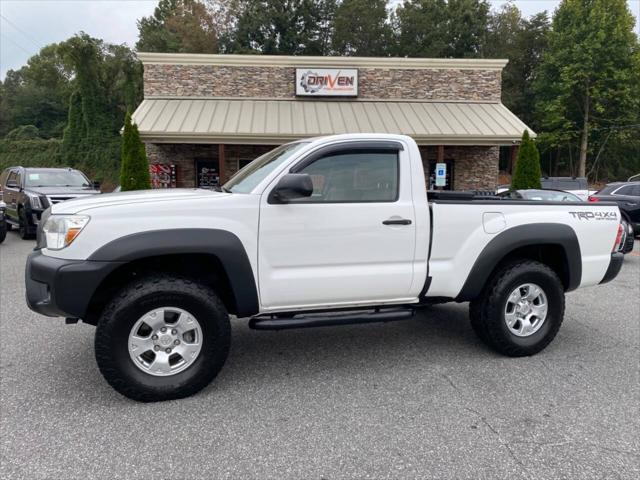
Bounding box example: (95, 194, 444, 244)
(143, 64, 501, 102)
(146, 143, 272, 187)
(450, 146, 499, 191)
(147, 143, 498, 191)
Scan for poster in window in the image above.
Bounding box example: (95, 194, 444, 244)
(149, 164, 177, 188)
(196, 160, 219, 189)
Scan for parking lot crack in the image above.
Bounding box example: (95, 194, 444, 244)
(464, 407, 534, 480)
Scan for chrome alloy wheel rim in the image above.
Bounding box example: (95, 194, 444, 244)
(504, 283, 548, 337)
(128, 307, 203, 376)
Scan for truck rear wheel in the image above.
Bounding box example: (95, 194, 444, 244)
(95, 274, 230, 402)
(469, 260, 565, 357)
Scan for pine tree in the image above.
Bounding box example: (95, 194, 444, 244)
(511, 130, 542, 190)
(120, 113, 151, 191)
(61, 90, 84, 166)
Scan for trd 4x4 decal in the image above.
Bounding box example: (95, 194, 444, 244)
(569, 211, 617, 221)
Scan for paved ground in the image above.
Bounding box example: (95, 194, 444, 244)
(1, 231, 638, 479)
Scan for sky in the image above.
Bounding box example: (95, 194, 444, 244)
(1, 0, 639, 79)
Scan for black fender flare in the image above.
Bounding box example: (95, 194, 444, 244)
(89, 228, 259, 317)
(456, 223, 582, 302)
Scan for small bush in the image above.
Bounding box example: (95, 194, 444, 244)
(119, 113, 150, 191)
(511, 130, 542, 190)
(5, 125, 41, 141)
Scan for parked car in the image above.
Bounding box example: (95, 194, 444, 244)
(0, 167, 101, 239)
(499, 189, 582, 202)
(589, 181, 640, 253)
(0, 201, 7, 244)
(540, 177, 593, 201)
(26, 134, 625, 402)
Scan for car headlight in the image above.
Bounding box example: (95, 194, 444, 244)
(42, 215, 90, 250)
(27, 193, 46, 210)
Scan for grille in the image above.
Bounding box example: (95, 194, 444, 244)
(47, 196, 76, 204)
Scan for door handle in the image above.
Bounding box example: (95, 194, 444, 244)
(383, 218, 412, 225)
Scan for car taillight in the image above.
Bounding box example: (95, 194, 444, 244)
(588, 196, 599, 202)
(612, 223, 624, 252)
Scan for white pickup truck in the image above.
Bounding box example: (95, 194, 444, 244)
(26, 134, 625, 402)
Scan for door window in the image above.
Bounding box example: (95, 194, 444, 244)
(614, 185, 635, 196)
(6, 171, 18, 188)
(293, 149, 399, 203)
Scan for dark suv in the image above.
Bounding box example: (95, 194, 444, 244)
(589, 181, 640, 253)
(0, 167, 101, 239)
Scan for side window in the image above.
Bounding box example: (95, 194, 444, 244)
(615, 186, 633, 196)
(294, 149, 399, 203)
(6, 171, 18, 187)
(630, 185, 640, 197)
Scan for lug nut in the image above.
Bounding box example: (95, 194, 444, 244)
(160, 327, 167, 333)
(152, 334, 158, 340)
(171, 329, 177, 335)
(154, 345, 160, 351)
(174, 339, 180, 345)
(165, 348, 172, 354)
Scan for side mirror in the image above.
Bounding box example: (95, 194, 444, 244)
(92, 181, 101, 190)
(268, 174, 313, 204)
(6, 180, 18, 189)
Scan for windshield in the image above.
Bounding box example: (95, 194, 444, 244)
(224, 142, 309, 193)
(25, 170, 90, 188)
(521, 190, 581, 202)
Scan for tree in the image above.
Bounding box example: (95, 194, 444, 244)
(534, 0, 639, 178)
(137, 0, 221, 53)
(484, 3, 550, 128)
(61, 90, 84, 166)
(0, 44, 72, 138)
(120, 113, 151, 191)
(394, 0, 449, 57)
(511, 130, 542, 190)
(394, 0, 489, 58)
(332, 0, 392, 56)
(226, 0, 336, 55)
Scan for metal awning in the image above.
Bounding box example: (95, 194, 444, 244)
(132, 98, 534, 145)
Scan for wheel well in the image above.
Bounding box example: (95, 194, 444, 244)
(83, 253, 237, 325)
(491, 244, 571, 290)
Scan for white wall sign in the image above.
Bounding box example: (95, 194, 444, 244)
(296, 68, 358, 97)
(435, 162, 447, 187)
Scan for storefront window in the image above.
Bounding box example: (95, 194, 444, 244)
(225, 142, 309, 193)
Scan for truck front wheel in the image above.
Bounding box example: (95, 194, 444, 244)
(469, 260, 565, 357)
(95, 274, 231, 402)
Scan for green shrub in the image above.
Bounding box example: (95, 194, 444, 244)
(5, 125, 41, 141)
(511, 130, 542, 190)
(119, 113, 150, 191)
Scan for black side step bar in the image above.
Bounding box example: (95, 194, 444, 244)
(249, 308, 415, 330)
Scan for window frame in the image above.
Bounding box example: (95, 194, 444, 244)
(281, 141, 403, 205)
(612, 185, 634, 196)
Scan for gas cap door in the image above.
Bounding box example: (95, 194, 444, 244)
(483, 212, 506, 234)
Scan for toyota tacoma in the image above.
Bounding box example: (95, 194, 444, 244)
(25, 134, 625, 402)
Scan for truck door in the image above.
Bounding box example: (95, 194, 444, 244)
(3, 170, 19, 221)
(258, 142, 416, 310)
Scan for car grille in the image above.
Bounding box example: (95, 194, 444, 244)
(47, 196, 77, 204)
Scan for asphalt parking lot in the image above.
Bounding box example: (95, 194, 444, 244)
(1, 231, 638, 479)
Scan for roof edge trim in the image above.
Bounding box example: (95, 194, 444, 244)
(137, 52, 508, 71)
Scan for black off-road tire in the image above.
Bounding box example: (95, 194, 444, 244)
(469, 260, 565, 357)
(18, 208, 34, 239)
(95, 274, 231, 402)
(0, 223, 6, 243)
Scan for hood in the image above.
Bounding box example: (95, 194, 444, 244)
(51, 188, 227, 214)
(26, 186, 100, 196)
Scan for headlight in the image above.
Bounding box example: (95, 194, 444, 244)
(27, 194, 45, 210)
(42, 215, 90, 250)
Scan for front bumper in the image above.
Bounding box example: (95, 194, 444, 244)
(599, 252, 624, 284)
(25, 250, 122, 318)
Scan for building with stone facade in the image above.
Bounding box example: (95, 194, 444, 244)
(133, 53, 532, 191)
